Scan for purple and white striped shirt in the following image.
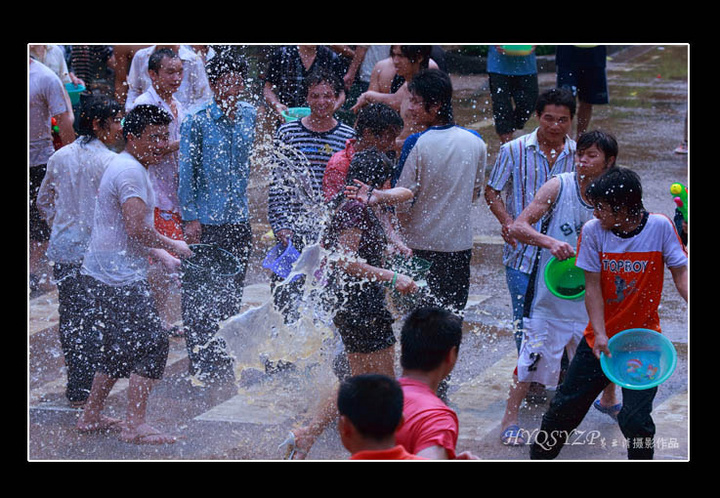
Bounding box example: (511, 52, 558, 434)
(487, 128, 576, 273)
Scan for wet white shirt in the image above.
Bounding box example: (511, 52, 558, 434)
(29, 60, 69, 167)
(130, 85, 184, 213)
(82, 151, 156, 287)
(124, 45, 212, 117)
(37, 138, 118, 264)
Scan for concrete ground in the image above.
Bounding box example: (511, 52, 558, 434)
(27, 44, 689, 463)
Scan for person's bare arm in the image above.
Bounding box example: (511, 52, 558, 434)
(122, 197, 192, 258)
(508, 177, 575, 260)
(53, 110, 76, 147)
(484, 185, 516, 247)
(670, 265, 688, 303)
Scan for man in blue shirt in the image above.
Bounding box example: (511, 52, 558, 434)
(178, 52, 257, 384)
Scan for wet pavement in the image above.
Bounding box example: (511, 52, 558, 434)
(27, 44, 689, 462)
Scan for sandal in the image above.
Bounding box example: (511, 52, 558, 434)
(501, 425, 527, 446)
(593, 400, 622, 421)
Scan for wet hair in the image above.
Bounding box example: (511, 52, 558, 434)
(305, 67, 344, 97)
(337, 374, 404, 441)
(206, 52, 248, 85)
(76, 96, 123, 144)
(148, 47, 178, 73)
(122, 104, 172, 141)
(400, 307, 462, 372)
(577, 130, 619, 165)
(407, 68, 454, 124)
(535, 87, 576, 118)
(398, 45, 432, 69)
(354, 102, 403, 138)
(585, 166, 645, 217)
(345, 148, 394, 190)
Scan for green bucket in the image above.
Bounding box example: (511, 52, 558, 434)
(501, 45, 533, 56)
(281, 107, 311, 122)
(182, 244, 242, 279)
(544, 256, 585, 300)
(388, 255, 432, 311)
(65, 82, 86, 105)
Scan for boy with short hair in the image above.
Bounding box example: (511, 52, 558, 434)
(499, 130, 618, 445)
(78, 104, 193, 445)
(395, 307, 479, 460)
(530, 166, 688, 460)
(338, 374, 425, 460)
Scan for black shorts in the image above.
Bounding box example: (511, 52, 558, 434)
(557, 66, 609, 105)
(333, 284, 396, 354)
(88, 278, 168, 379)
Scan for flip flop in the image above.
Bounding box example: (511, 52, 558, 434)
(501, 425, 526, 446)
(593, 400, 622, 421)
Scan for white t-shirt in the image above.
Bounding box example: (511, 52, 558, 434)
(396, 124, 487, 252)
(29, 59, 69, 167)
(37, 138, 118, 263)
(82, 151, 156, 286)
(130, 85, 183, 212)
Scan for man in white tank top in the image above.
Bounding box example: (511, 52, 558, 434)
(499, 130, 618, 445)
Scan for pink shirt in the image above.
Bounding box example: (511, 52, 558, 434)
(323, 139, 356, 202)
(395, 377, 459, 458)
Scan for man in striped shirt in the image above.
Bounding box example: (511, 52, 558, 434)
(267, 68, 355, 322)
(485, 87, 577, 353)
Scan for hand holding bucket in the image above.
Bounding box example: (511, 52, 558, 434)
(544, 256, 585, 300)
(599, 328, 677, 390)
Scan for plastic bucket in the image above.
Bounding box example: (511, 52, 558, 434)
(388, 255, 432, 311)
(390, 255, 432, 282)
(182, 244, 242, 279)
(600, 328, 678, 390)
(281, 107, 311, 122)
(65, 82, 86, 105)
(544, 256, 585, 300)
(502, 45, 533, 56)
(263, 242, 301, 279)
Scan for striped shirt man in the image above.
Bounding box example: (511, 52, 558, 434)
(268, 119, 355, 242)
(486, 128, 576, 273)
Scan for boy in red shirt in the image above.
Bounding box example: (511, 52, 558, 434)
(338, 374, 425, 460)
(395, 307, 479, 459)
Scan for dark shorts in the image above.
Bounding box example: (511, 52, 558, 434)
(488, 73, 539, 136)
(87, 278, 168, 380)
(557, 66, 609, 105)
(333, 284, 396, 354)
(29, 165, 51, 242)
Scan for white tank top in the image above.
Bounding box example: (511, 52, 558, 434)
(524, 172, 594, 322)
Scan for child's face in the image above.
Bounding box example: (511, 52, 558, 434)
(365, 128, 400, 153)
(576, 144, 613, 180)
(307, 81, 337, 119)
(593, 202, 625, 231)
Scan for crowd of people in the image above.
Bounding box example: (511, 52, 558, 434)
(29, 44, 688, 459)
